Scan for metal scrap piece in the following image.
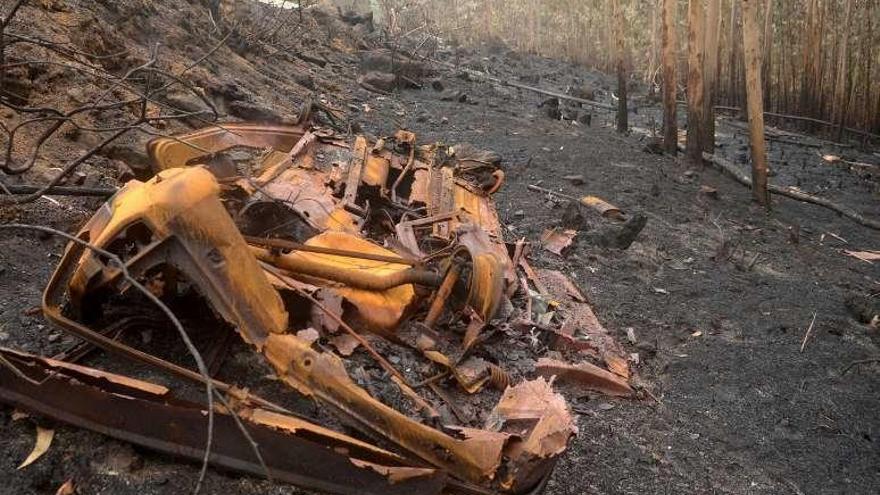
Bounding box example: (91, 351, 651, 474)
(540, 228, 577, 256)
(485, 378, 577, 492)
(343, 136, 368, 212)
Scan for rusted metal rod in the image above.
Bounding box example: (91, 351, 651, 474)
(424, 265, 461, 328)
(244, 235, 418, 266)
(251, 246, 441, 290)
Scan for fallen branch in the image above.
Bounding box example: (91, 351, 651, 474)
(818, 152, 877, 170)
(702, 152, 880, 231)
(841, 358, 880, 375)
(500, 77, 615, 111)
(713, 105, 880, 141)
(427, 56, 614, 111)
(720, 118, 853, 149)
(1, 183, 116, 197)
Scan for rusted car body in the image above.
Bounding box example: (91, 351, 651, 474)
(0, 120, 602, 494)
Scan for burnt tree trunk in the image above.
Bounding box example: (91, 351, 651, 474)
(647, 0, 660, 88)
(613, 0, 628, 133)
(727, 0, 739, 107)
(741, 0, 769, 207)
(686, 0, 706, 163)
(761, 0, 774, 109)
(703, 0, 721, 153)
(661, 0, 678, 153)
(832, 0, 853, 141)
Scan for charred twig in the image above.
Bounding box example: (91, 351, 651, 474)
(0, 183, 116, 197)
(413, 370, 450, 388)
(1, 26, 229, 186)
(210, 387, 272, 485)
(799, 312, 818, 352)
(2, 53, 159, 175)
(0, 0, 27, 94)
(841, 358, 880, 375)
(4, 31, 130, 61)
(0, 43, 228, 200)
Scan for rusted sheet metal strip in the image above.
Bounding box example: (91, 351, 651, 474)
(424, 265, 460, 328)
(535, 358, 634, 397)
(147, 123, 309, 172)
(0, 348, 446, 495)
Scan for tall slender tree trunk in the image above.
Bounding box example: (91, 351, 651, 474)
(703, 0, 721, 153)
(727, 1, 740, 108)
(800, 0, 820, 121)
(864, 5, 874, 131)
(647, 0, 660, 88)
(761, 0, 774, 109)
(686, 0, 706, 163)
(833, 0, 853, 141)
(661, 0, 679, 153)
(605, 0, 614, 71)
(613, 0, 628, 133)
(741, 0, 769, 208)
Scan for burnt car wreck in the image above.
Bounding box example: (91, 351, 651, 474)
(1, 117, 636, 494)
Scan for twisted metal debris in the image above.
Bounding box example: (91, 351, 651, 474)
(1, 118, 634, 494)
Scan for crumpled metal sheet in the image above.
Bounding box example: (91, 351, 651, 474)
(540, 228, 577, 256)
